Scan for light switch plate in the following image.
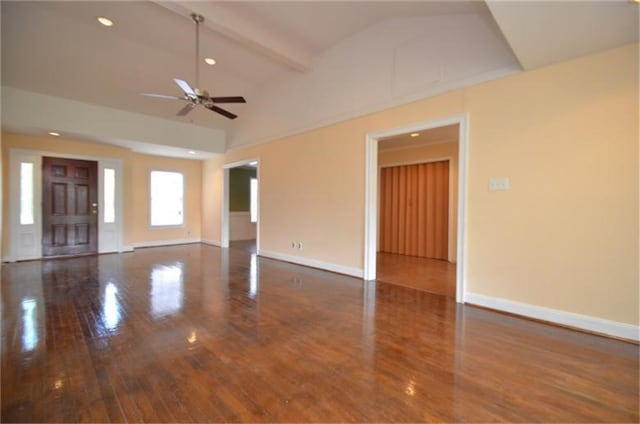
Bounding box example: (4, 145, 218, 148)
(489, 177, 510, 191)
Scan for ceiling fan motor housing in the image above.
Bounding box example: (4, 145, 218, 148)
(195, 88, 209, 99)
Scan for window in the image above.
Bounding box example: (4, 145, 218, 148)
(250, 177, 258, 223)
(104, 168, 115, 223)
(150, 171, 184, 226)
(20, 162, 34, 225)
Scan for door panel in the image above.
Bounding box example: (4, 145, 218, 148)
(379, 160, 449, 260)
(42, 157, 98, 257)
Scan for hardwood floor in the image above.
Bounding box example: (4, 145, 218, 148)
(2, 244, 638, 422)
(377, 252, 456, 297)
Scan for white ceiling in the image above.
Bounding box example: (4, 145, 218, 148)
(1, 1, 637, 159)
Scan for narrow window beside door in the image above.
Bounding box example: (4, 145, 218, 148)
(103, 168, 115, 224)
(20, 162, 34, 225)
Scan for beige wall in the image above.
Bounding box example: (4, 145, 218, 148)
(204, 44, 638, 325)
(0, 134, 3, 263)
(2, 132, 202, 252)
(379, 141, 459, 260)
(201, 155, 224, 245)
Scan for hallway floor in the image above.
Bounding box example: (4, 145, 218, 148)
(377, 252, 456, 297)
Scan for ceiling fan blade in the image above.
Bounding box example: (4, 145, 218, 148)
(174, 78, 196, 96)
(177, 103, 196, 116)
(140, 93, 182, 100)
(210, 96, 246, 104)
(205, 104, 237, 120)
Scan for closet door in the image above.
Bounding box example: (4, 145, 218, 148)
(379, 160, 448, 260)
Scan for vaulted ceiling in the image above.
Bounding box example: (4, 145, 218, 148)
(2, 1, 638, 158)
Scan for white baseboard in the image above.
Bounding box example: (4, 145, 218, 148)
(258, 249, 363, 278)
(132, 238, 201, 249)
(121, 245, 135, 252)
(201, 239, 222, 247)
(466, 292, 639, 342)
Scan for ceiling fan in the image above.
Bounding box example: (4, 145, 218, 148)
(141, 13, 246, 120)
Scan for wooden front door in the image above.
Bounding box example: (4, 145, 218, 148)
(42, 157, 98, 257)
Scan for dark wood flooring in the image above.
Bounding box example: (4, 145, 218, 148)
(377, 252, 456, 297)
(2, 243, 638, 422)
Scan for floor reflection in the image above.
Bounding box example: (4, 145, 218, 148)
(150, 263, 184, 319)
(249, 254, 258, 298)
(103, 282, 121, 331)
(20, 298, 38, 352)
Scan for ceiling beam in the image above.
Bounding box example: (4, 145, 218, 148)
(152, 1, 313, 73)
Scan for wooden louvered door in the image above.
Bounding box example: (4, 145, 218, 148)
(42, 157, 98, 257)
(379, 160, 449, 260)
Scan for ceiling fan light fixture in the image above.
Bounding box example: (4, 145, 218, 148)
(204, 57, 216, 65)
(410, 132, 420, 137)
(48, 131, 60, 137)
(97, 16, 114, 27)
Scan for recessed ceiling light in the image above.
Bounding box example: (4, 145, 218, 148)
(410, 132, 420, 137)
(97, 16, 114, 27)
(48, 132, 60, 137)
(188, 150, 196, 155)
(204, 57, 216, 65)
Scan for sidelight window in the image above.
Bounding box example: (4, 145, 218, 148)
(19, 162, 34, 225)
(103, 168, 115, 223)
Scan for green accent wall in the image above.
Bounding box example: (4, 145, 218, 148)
(229, 167, 256, 212)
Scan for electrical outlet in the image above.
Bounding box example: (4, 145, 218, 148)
(291, 242, 296, 249)
(297, 242, 303, 250)
(489, 177, 510, 191)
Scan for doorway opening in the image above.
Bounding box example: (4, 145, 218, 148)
(222, 159, 260, 254)
(364, 114, 468, 303)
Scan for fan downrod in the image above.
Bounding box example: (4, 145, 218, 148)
(191, 13, 205, 89)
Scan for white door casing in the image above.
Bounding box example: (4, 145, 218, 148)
(7, 148, 124, 261)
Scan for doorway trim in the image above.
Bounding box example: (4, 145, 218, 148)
(222, 158, 260, 250)
(7, 148, 124, 262)
(364, 113, 469, 303)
